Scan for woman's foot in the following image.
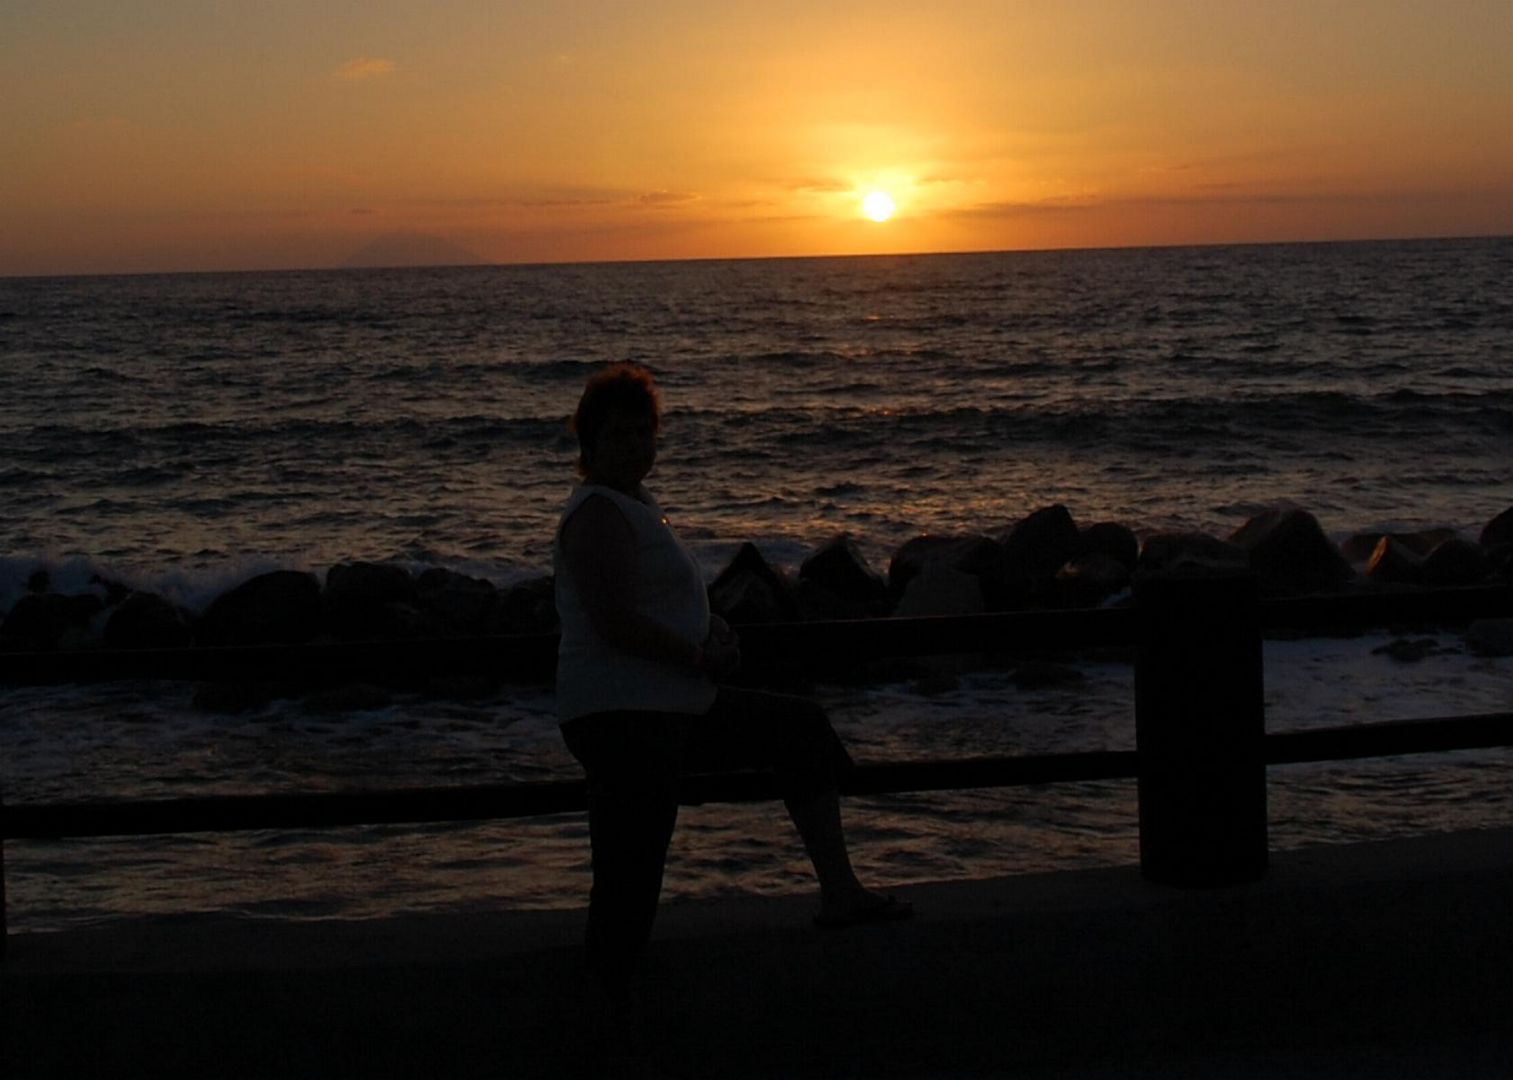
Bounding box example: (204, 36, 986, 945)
(813, 890, 914, 929)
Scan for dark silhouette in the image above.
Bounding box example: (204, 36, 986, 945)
(553, 364, 911, 1006)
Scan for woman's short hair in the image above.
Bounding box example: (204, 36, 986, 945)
(571, 362, 661, 473)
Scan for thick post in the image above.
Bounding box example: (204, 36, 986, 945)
(1, 793, 7, 959)
(1135, 571, 1267, 886)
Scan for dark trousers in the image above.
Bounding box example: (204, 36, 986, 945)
(560, 685, 853, 989)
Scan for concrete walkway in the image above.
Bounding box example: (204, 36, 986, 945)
(4, 827, 1511, 1078)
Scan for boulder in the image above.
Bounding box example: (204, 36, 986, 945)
(1421, 538, 1491, 587)
(417, 568, 500, 635)
(90, 573, 133, 608)
(887, 534, 1003, 600)
(1228, 507, 1354, 593)
(103, 591, 193, 649)
(368, 602, 451, 640)
(1341, 528, 1455, 563)
(1371, 638, 1444, 663)
(192, 681, 281, 714)
(492, 576, 559, 634)
(788, 580, 861, 621)
(1467, 618, 1513, 658)
(1480, 506, 1513, 550)
(424, 673, 503, 700)
(1137, 532, 1249, 576)
(1490, 544, 1513, 582)
(302, 682, 394, 715)
(998, 505, 1081, 599)
(1056, 551, 1132, 607)
(1011, 660, 1085, 690)
(197, 570, 322, 647)
(1078, 522, 1139, 571)
(709, 543, 799, 624)
(894, 564, 988, 684)
(894, 563, 985, 618)
(324, 562, 418, 638)
(798, 536, 888, 618)
(1365, 537, 1424, 585)
(0, 592, 104, 651)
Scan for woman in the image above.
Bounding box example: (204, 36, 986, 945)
(554, 362, 910, 996)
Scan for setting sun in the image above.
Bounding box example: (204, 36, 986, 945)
(861, 191, 895, 223)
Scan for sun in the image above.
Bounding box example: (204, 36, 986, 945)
(861, 190, 895, 223)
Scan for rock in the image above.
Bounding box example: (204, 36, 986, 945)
(1078, 522, 1139, 570)
(1481, 506, 1513, 550)
(1137, 532, 1249, 576)
(887, 534, 1003, 600)
(1490, 544, 1513, 581)
(492, 576, 559, 634)
(1011, 660, 1085, 690)
(1339, 534, 1377, 563)
(1421, 538, 1491, 586)
(90, 574, 133, 608)
(324, 562, 419, 638)
(103, 591, 193, 649)
(301, 682, 393, 714)
(1056, 551, 1132, 607)
(709, 543, 799, 624)
(359, 602, 451, 640)
(792, 577, 874, 621)
(1371, 638, 1447, 663)
(192, 682, 281, 714)
(424, 673, 503, 700)
(1341, 528, 1455, 563)
(197, 570, 322, 647)
(894, 563, 985, 618)
(1343, 523, 1458, 559)
(416, 568, 501, 635)
(326, 561, 416, 602)
(912, 670, 961, 695)
(1467, 618, 1513, 658)
(1365, 537, 1424, 585)
(0, 592, 105, 651)
(798, 536, 888, 618)
(998, 505, 1081, 599)
(1228, 507, 1355, 593)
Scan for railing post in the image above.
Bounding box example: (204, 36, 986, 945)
(1, 792, 8, 959)
(1135, 570, 1267, 886)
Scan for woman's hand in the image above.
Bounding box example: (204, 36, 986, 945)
(701, 615, 742, 678)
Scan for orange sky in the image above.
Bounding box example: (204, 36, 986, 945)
(3, 1, 1510, 276)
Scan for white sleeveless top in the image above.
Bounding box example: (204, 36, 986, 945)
(552, 483, 717, 722)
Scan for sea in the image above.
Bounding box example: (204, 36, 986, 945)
(2, 236, 1511, 932)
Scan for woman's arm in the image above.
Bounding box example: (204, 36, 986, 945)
(559, 494, 706, 671)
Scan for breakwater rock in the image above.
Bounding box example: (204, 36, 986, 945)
(2, 504, 1510, 663)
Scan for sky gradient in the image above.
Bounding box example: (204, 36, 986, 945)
(4, 1, 1510, 276)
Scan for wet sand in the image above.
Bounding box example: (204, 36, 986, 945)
(4, 826, 1511, 1078)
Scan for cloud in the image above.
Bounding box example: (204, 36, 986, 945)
(949, 187, 1482, 223)
(336, 57, 396, 81)
(789, 177, 852, 193)
(636, 190, 699, 208)
(950, 196, 1099, 220)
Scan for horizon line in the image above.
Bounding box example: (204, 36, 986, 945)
(4, 231, 1509, 283)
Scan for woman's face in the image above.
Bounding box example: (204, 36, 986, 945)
(587, 405, 657, 490)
